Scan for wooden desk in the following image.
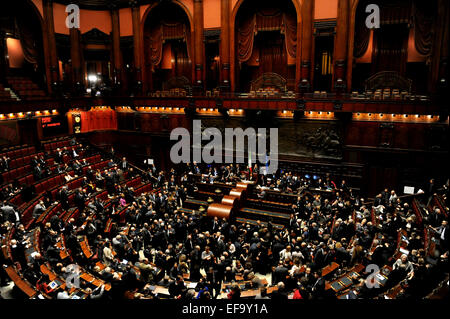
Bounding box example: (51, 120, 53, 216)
(322, 262, 339, 277)
(240, 289, 260, 298)
(79, 236, 93, 259)
(326, 264, 364, 293)
(56, 235, 70, 260)
(5, 266, 38, 298)
(80, 271, 111, 291)
(40, 263, 68, 291)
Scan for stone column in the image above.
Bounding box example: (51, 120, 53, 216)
(111, 6, 124, 93)
(70, 27, 83, 95)
(194, 0, 205, 92)
(43, 0, 60, 94)
(130, 0, 143, 94)
(333, 0, 349, 93)
(299, 0, 314, 93)
(220, 0, 231, 91)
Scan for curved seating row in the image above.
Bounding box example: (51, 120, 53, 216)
(0, 145, 35, 160)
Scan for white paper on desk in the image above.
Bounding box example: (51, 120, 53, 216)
(187, 282, 197, 289)
(49, 281, 58, 289)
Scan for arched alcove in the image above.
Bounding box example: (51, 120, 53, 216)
(233, 0, 298, 93)
(143, 1, 193, 94)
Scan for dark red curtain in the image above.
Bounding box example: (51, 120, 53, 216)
(413, 0, 434, 56)
(353, 0, 371, 58)
(373, 25, 409, 75)
(255, 8, 283, 31)
(257, 32, 287, 77)
(15, 16, 38, 64)
(237, 15, 256, 63)
(380, 1, 412, 25)
(148, 22, 190, 67)
(237, 10, 296, 63)
(149, 26, 164, 66)
(282, 12, 297, 59)
(80, 109, 118, 133)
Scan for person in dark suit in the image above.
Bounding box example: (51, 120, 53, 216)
(54, 148, 64, 164)
(271, 282, 288, 301)
(74, 188, 86, 212)
(120, 157, 128, 171)
(169, 276, 187, 299)
(33, 164, 43, 180)
(32, 200, 46, 219)
(310, 271, 326, 299)
(59, 186, 69, 210)
(431, 220, 449, 251)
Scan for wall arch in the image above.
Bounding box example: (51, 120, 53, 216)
(230, 0, 302, 92)
(141, 0, 195, 92)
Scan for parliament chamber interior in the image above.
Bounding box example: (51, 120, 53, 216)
(0, 0, 449, 302)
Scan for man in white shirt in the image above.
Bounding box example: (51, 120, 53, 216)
(279, 245, 292, 263)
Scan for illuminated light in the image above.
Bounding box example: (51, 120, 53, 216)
(202, 108, 206, 112)
(230, 109, 234, 112)
(404, 114, 408, 118)
(88, 74, 98, 82)
(379, 113, 383, 117)
(27, 112, 32, 115)
(368, 113, 372, 117)
(209, 108, 214, 112)
(416, 114, 420, 118)
(309, 111, 312, 115)
(327, 112, 330, 115)
(8, 113, 14, 118)
(52, 109, 57, 113)
(283, 110, 287, 114)
(318, 111, 322, 115)
(392, 114, 395, 117)
(176, 108, 179, 111)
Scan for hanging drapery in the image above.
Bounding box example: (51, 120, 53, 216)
(281, 12, 297, 60)
(162, 22, 186, 40)
(380, 1, 411, 25)
(353, 0, 371, 58)
(15, 17, 38, 64)
(373, 25, 409, 75)
(149, 26, 163, 66)
(80, 109, 118, 133)
(413, 1, 433, 56)
(237, 15, 257, 63)
(148, 22, 190, 66)
(255, 8, 283, 31)
(237, 10, 297, 63)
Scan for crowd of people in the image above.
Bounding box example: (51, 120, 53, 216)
(0, 144, 449, 300)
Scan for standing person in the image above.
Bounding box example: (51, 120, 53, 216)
(201, 246, 214, 271)
(426, 179, 436, 207)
